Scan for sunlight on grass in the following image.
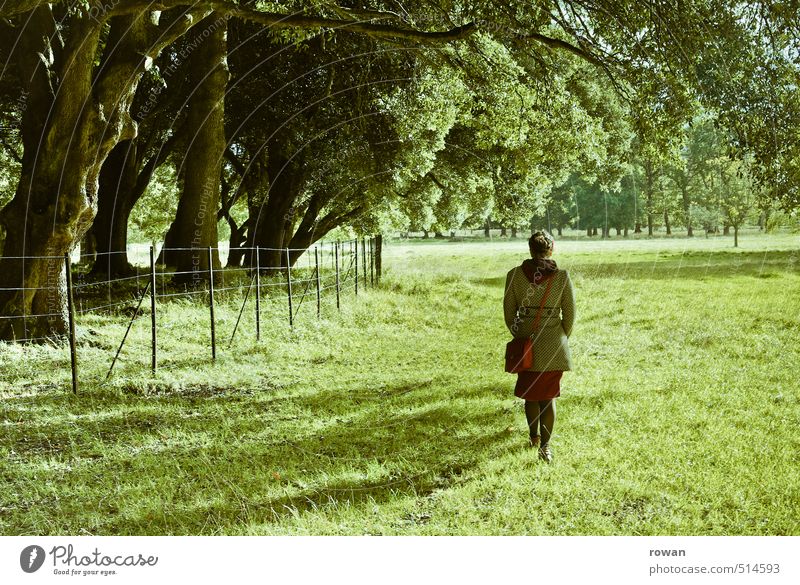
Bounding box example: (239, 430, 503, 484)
(1, 234, 798, 535)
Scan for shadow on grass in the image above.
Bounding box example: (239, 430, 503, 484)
(2, 381, 517, 534)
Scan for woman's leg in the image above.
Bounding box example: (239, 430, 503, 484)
(524, 400, 540, 442)
(538, 399, 555, 446)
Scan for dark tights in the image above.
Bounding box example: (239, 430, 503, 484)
(524, 399, 556, 446)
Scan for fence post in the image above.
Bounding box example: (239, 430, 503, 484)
(361, 238, 367, 285)
(64, 252, 78, 394)
(150, 245, 157, 374)
(208, 247, 216, 361)
(315, 246, 321, 318)
(286, 248, 293, 329)
(354, 238, 359, 296)
(369, 236, 375, 287)
(255, 247, 261, 341)
(335, 241, 341, 310)
(375, 234, 383, 285)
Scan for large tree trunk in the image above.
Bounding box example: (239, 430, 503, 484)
(159, 16, 227, 280)
(80, 232, 97, 267)
(0, 7, 201, 340)
(225, 219, 248, 268)
(246, 152, 304, 272)
(91, 128, 180, 276)
(0, 11, 137, 340)
(89, 141, 140, 278)
(284, 190, 366, 267)
(664, 209, 672, 235)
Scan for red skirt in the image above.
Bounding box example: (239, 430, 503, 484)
(514, 370, 562, 401)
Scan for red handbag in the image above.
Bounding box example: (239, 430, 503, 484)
(505, 275, 555, 373)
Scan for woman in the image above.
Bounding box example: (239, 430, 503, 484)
(503, 231, 575, 463)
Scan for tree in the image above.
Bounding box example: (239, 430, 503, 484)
(715, 158, 757, 248)
(0, 1, 473, 338)
(0, 5, 201, 339)
(1, 0, 797, 340)
(159, 14, 228, 277)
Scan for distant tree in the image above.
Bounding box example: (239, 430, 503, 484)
(715, 158, 756, 248)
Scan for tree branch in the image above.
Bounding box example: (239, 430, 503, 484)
(224, 147, 247, 176)
(428, 172, 447, 191)
(518, 30, 604, 67)
(0, 136, 22, 163)
(107, 1, 477, 43)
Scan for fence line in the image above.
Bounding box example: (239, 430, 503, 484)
(0, 237, 384, 393)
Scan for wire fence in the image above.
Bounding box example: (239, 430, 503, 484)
(0, 235, 384, 393)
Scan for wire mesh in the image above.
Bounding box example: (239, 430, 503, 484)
(0, 239, 380, 384)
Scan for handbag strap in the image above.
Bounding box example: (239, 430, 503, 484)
(530, 274, 555, 333)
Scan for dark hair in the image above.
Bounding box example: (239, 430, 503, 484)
(529, 231, 555, 258)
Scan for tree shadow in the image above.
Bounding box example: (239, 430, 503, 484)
(2, 380, 519, 534)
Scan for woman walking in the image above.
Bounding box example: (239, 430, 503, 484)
(503, 231, 575, 462)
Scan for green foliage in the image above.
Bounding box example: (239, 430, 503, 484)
(128, 164, 180, 245)
(0, 147, 19, 211)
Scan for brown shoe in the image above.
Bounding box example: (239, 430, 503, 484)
(538, 444, 553, 463)
(528, 435, 540, 448)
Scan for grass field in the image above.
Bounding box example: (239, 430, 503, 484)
(1, 233, 799, 535)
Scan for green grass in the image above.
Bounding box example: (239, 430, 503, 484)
(1, 233, 799, 535)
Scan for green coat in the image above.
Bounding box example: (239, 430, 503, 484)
(503, 266, 575, 371)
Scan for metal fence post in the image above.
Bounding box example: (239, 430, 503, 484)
(362, 238, 367, 285)
(150, 245, 157, 374)
(335, 241, 341, 310)
(255, 247, 261, 341)
(369, 236, 375, 287)
(286, 248, 293, 329)
(64, 252, 78, 394)
(315, 246, 321, 318)
(208, 246, 216, 361)
(375, 234, 383, 285)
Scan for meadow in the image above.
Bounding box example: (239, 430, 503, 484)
(1, 232, 799, 535)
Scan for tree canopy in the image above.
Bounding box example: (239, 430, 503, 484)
(0, 1, 797, 339)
